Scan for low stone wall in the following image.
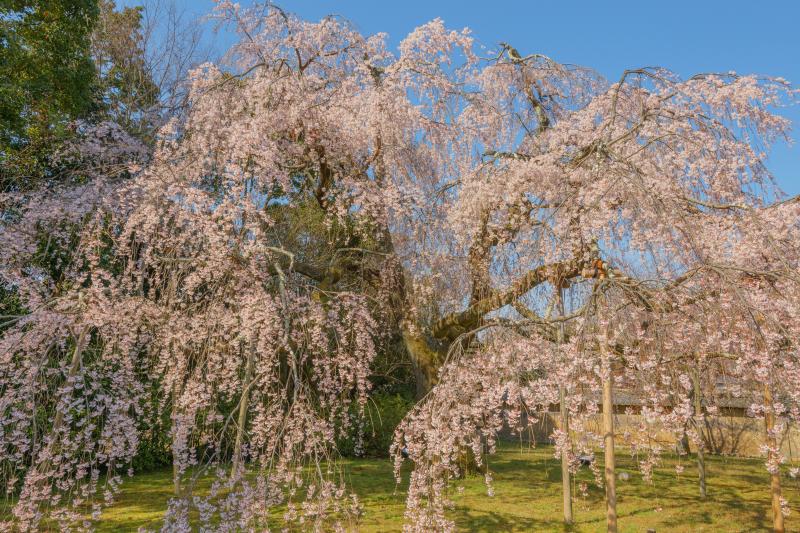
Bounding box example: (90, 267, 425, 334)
(503, 412, 800, 459)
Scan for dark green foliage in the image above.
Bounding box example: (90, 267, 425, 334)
(0, 283, 25, 334)
(1, 0, 100, 188)
(0, 0, 160, 189)
(130, 383, 173, 472)
(338, 392, 415, 458)
(362, 392, 415, 457)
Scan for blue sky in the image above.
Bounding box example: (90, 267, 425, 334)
(135, 0, 800, 194)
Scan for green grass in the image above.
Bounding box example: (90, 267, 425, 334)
(6, 446, 799, 532)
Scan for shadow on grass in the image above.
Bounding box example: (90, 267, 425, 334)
(453, 506, 569, 532)
(4, 445, 794, 532)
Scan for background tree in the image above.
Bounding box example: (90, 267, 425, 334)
(91, 0, 160, 144)
(0, 0, 99, 189)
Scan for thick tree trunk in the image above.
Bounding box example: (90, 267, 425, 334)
(232, 344, 256, 475)
(679, 431, 690, 456)
(764, 383, 785, 533)
(402, 330, 444, 399)
(602, 374, 617, 533)
(692, 370, 707, 498)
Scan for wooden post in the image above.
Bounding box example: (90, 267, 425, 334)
(692, 369, 707, 498)
(171, 387, 181, 497)
(556, 289, 573, 524)
(598, 310, 618, 533)
(164, 273, 183, 496)
(764, 383, 785, 533)
(559, 385, 573, 524)
(602, 372, 618, 533)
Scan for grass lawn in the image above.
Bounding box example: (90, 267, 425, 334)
(6, 445, 799, 532)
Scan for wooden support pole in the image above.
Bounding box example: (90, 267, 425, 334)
(559, 385, 573, 524)
(171, 387, 181, 497)
(764, 383, 785, 533)
(602, 372, 618, 533)
(692, 369, 707, 498)
(556, 288, 573, 524)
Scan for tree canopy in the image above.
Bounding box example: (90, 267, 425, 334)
(0, 3, 798, 531)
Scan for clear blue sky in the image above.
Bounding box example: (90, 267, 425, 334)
(135, 0, 800, 195)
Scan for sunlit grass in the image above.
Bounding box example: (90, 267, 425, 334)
(5, 445, 798, 532)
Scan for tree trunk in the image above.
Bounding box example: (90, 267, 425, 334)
(692, 370, 707, 498)
(402, 330, 443, 399)
(51, 329, 88, 437)
(679, 431, 690, 456)
(764, 383, 785, 533)
(232, 344, 256, 475)
(39, 329, 88, 476)
(602, 373, 617, 533)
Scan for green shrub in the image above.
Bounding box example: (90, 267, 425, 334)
(339, 392, 415, 458)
